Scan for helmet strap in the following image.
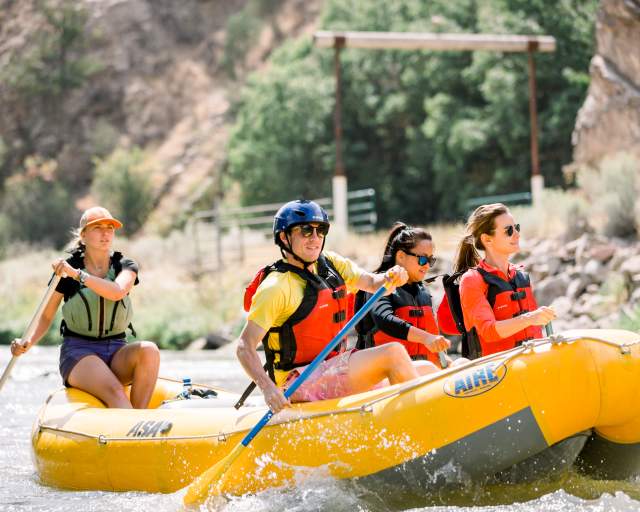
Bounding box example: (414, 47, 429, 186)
(278, 231, 322, 269)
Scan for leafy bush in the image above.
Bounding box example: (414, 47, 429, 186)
(223, 9, 261, 78)
(88, 120, 120, 159)
(1, 156, 76, 248)
(1, 0, 100, 98)
(577, 152, 639, 238)
(92, 147, 154, 236)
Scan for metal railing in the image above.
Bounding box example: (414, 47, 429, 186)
(464, 191, 532, 211)
(190, 188, 377, 271)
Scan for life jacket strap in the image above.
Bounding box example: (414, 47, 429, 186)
(61, 325, 127, 341)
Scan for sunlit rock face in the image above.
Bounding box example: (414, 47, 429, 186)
(572, 0, 640, 165)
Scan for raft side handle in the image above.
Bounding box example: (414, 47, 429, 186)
(98, 434, 107, 445)
(359, 403, 373, 415)
(216, 432, 228, 443)
(620, 344, 631, 355)
(549, 334, 568, 345)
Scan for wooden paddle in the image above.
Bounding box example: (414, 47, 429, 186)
(183, 285, 389, 505)
(0, 274, 61, 393)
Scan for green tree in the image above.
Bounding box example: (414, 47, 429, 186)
(227, 0, 597, 226)
(92, 147, 154, 236)
(2, 0, 100, 98)
(228, 40, 335, 203)
(1, 156, 76, 248)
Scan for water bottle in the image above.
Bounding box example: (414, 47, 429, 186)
(181, 377, 192, 400)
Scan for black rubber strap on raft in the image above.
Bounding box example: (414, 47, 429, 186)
(234, 361, 270, 409)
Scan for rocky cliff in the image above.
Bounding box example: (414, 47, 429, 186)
(572, 0, 640, 165)
(0, 0, 322, 232)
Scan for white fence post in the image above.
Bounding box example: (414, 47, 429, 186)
(332, 175, 348, 236)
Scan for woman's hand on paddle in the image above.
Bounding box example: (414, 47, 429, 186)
(51, 258, 77, 279)
(383, 265, 408, 294)
(10, 338, 32, 357)
(422, 333, 451, 353)
(526, 306, 556, 327)
(262, 381, 290, 414)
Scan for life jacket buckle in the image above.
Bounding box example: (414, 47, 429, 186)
(510, 290, 527, 301)
(409, 309, 424, 318)
(332, 289, 346, 299)
(333, 310, 347, 323)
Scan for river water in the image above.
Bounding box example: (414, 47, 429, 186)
(1, 346, 640, 512)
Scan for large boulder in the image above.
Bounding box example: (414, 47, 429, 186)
(572, 0, 640, 165)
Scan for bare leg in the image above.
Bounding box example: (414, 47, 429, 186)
(413, 360, 440, 376)
(67, 355, 132, 408)
(347, 343, 418, 394)
(376, 359, 441, 388)
(110, 341, 160, 409)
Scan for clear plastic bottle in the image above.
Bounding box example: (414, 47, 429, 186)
(181, 377, 192, 400)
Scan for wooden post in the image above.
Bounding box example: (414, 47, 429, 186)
(528, 42, 544, 206)
(333, 36, 348, 235)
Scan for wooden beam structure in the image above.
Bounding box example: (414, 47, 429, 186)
(314, 30, 557, 213)
(313, 31, 556, 52)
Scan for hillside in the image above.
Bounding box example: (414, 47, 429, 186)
(0, 0, 323, 236)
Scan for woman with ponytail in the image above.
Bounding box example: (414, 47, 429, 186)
(356, 222, 463, 371)
(10, 207, 160, 408)
(454, 203, 555, 358)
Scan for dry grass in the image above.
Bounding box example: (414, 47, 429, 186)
(6, 195, 593, 348)
(0, 222, 467, 347)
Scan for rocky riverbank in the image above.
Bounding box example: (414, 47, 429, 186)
(516, 232, 639, 332)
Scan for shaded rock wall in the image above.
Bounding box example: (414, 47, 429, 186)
(572, 0, 640, 165)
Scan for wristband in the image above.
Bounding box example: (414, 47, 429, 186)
(77, 270, 89, 285)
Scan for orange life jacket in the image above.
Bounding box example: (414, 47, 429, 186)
(243, 255, 348, 378)
(470, 267, 542, 357)
(358, 283, 443, 366)
(438, 267, 542, 359)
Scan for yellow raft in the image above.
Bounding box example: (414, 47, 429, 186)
(32, 329, 640, 495)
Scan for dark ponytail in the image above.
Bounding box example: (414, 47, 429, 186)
(374, 222, 432, 273)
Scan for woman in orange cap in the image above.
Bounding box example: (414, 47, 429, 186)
(10, 207, 159, 408)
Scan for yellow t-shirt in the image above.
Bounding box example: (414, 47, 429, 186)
(248, 251, 364, 386)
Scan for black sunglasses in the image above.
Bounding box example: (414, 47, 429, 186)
(504, 224, 521, 237)
(295, 223, 330, 238)
(404, 250, 436, 266)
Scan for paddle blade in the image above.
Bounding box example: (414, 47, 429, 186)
(183, 443, 245, 505)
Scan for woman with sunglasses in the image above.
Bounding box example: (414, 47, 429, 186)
(453, 203, 555, 358)
(238, 200, 424, 414)
(356, 222, 461, 371)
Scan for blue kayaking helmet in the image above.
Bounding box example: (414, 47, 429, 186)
(273, 199, 330, 266)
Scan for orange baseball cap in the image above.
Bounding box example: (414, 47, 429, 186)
(79, 206, 123, 231)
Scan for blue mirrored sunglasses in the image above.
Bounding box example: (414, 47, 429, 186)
(405, 250, 436, 266)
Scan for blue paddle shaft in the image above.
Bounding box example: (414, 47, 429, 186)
(240, 285, 388, 447)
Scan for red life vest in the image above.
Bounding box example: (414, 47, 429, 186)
(243, 255, 348, 378)
(370, 283, 443, 367)
(470, 267, 542, 357)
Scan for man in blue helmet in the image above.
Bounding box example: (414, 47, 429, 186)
(237, 199, 422, 413)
